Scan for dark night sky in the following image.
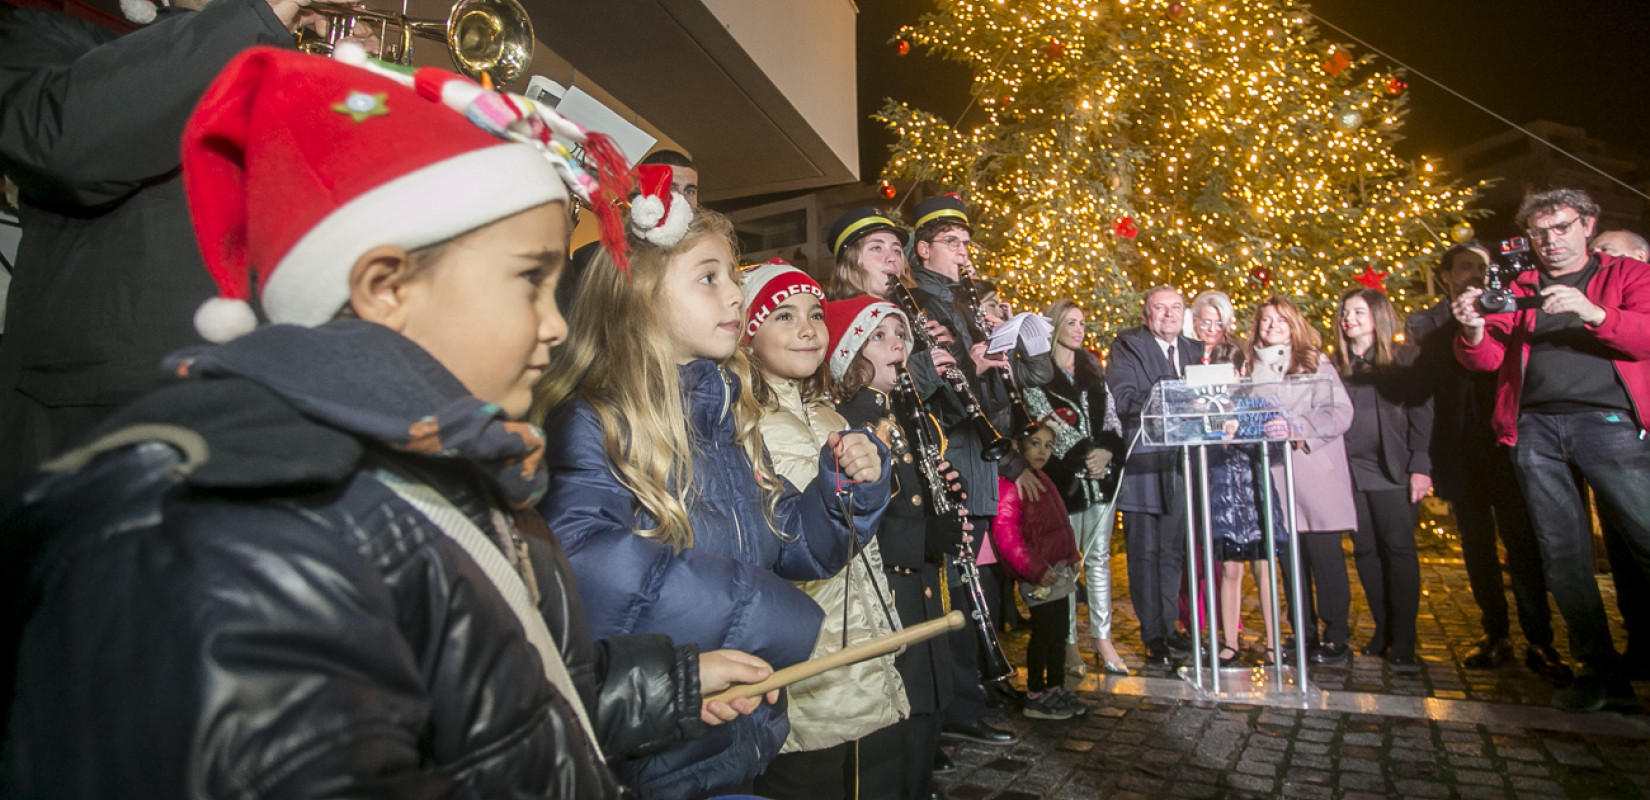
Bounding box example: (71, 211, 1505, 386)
(858, 0, 1650, 182)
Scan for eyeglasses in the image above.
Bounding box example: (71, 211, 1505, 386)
(931, 236, 981, 254)
(1525, 215, 1584, 242)
(1195, 319, 1226, 330)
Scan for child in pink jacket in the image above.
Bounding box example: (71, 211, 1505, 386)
(992, 425, 1084, 720)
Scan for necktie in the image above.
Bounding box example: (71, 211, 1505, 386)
(1167, 342, 1179, 377)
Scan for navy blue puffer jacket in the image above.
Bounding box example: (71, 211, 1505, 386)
(539, 359, 890, 800)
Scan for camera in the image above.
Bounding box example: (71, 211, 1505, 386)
(1477, 237, 1541, 315)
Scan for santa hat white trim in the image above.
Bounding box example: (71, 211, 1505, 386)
(262, 143, 564, 328)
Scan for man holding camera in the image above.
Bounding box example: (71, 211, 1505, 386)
(1453, 188, 1650, 712)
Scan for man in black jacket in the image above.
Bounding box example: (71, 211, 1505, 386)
(0, 0, 297, 489)
(1409, 243, 1564, 678)
(1107, 286, 1203, 665)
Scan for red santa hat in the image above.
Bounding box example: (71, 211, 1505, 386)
(740, 259, 824, 342)
(182, 47, 576, 342)
(628, 163, 692, 247)
(823, 296, 911, 382)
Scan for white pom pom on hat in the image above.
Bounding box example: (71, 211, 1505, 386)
(193, 297, 258, 344)
(629, 164, 691, 247)
(119, 0, 158, 24)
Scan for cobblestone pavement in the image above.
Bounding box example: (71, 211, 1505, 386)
(935, 515, 1650, 799)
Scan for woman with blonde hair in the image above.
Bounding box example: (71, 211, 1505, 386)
(1022, 298, 1128, 673)
(1246, 295, 1357, 665)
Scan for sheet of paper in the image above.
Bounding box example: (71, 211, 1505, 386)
(987, 312, 1054, 355)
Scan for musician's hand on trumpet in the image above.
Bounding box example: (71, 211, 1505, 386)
(292, 11, 383, 55)
(699, 649, 780, 725)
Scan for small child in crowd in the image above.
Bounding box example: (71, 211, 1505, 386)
(992, 425, 1087, 720)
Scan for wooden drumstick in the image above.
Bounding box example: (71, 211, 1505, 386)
(704, 611, 966, 704)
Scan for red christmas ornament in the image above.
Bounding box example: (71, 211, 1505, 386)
(1353, 264, 1389, 290)
(1250, 265, 1272, 287)
(878, 180, 897, 200)
(1385, 77, 1408, 95)
(1323, 50, 1352, 76)
(1045, 37, 1066, 60)
(1167, 2, 1185, 19)
(896, 39, 910, 56)
(1111, 216, 1139, 240)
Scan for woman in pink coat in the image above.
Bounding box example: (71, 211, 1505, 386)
(1248, 296, 1357, 665)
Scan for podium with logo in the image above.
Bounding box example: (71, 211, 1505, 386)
(1140, 372, 1344, 700)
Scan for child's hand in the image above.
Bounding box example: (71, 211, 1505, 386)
(698, 649, 780, 725)
(925, 319, 955, 346)
(829, 431, 883, 484)
(969, 342, 1009, 374)
(937, 459, 966, 499)
(929, 347, 958, 380)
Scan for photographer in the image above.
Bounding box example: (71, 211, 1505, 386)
(1453, 188, 1650, 712)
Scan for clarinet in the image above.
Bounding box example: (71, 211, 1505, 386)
(887, 280, 1012, 462)
(891, 366, 1015, 684)
(956, 270, 1038, 439)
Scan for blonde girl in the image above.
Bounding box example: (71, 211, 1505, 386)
(534, 199, 890, 800)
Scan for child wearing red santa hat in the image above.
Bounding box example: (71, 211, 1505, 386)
(0, 46, 775, 799)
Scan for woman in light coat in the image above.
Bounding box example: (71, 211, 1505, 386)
(1247, 295, 1357, 665)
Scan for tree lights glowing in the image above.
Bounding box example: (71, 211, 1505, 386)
(878, 0, 1484, 342)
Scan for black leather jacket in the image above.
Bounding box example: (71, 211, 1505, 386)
(2, 323, 705, 799)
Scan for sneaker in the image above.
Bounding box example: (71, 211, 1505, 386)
(1022, 692, 1074, 720)
(1050, 686, 1089, 715)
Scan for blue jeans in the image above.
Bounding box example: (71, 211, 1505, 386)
(1512, 411, 1650, 677)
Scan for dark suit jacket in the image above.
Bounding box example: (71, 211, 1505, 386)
(1407, 299, 1494, 502)
(1342, 344, 1434, 489)
(1105, 326, 1204, 514)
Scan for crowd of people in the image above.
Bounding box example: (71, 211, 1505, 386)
(1, 3, 1648, 799)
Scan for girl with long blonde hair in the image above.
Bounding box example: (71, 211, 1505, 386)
(534, 200, 891, 800)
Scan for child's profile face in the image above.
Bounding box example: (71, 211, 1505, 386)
(396, 202, 568, 419)
(860, 315, 909, 393)
(749, 294, 826, 382)
(662, 235, 742, 365)
(1020, 427, 1054, 470)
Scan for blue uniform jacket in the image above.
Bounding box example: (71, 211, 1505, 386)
(539, 359, 890, 800)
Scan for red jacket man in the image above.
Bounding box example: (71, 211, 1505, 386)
(1451, 187, 1650, 714)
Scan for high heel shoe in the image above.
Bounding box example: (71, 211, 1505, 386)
(1218, 646, 1242, 668)
(1092, 650, 1131, 676)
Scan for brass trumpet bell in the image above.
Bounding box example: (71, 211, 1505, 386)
(297, 0, 535, 85)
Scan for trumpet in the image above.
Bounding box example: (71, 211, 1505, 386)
(297, 0, 535, 85)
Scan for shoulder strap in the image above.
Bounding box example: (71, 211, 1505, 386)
(373, 470, 605, 762)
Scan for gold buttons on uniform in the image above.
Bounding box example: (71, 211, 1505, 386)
(911, 495, 923, 507)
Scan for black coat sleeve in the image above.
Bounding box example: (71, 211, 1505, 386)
(0, 0, 291, 208)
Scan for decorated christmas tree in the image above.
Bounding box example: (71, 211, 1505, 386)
(877, 0, 1484, 341)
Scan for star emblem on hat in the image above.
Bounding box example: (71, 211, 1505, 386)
(870, 308, 881, 318)
(333, 91, 389, 123)
(854, 325, 864, 335)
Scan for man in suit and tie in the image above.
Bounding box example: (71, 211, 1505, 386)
(1107, 286, 1204, 665)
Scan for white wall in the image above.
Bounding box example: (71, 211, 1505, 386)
(700, 0, 859, 182)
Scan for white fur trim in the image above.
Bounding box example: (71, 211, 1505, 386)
(120, 0, 156, 23)
(194, 297, 257, 343)
(640, 190, 692, 246)
(263, 144, 565, 327)
(829, 302, 909, 382)
(630, 194, 664, 229)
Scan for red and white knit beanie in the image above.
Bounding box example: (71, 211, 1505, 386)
(740, 258, 824, 342)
